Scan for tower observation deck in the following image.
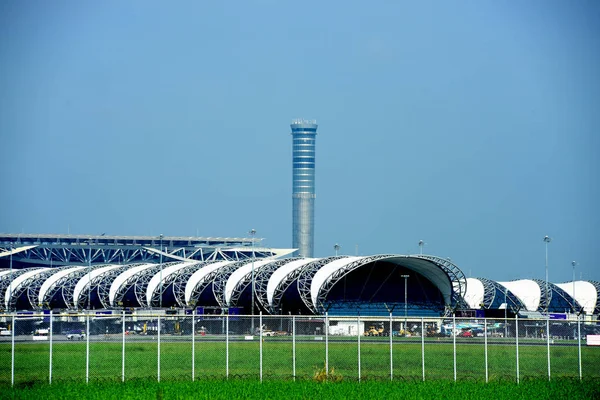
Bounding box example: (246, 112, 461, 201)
(291, 119, 318, 257)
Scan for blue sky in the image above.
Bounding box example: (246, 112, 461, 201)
(1, 1, 598, 283)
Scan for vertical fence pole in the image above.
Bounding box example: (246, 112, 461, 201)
(226, 314, 229, 379)
(122, 311, 125, 382)
(453, 313, 456, 381)
(389, 312, 393, 381)
(546, 316, 551, 381)
(357, 314, 361, 382)
(11, 315, 15, 387)
(259, 312, 263, 382)
(86, 312, 90, 383)
(292, 316, 296, 381)
(157, 315, 161, 382)
(484, 317, 488, 383)
(49, 310, 53, 384)
(515, 315, 520, 384)
(192, 310, 195, 382)
(325, 312, 329, 379)
(421, 317, 425, 382)
(577, 314, 582, 380)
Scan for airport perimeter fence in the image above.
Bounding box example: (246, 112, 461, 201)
(1, 312, 599, 386)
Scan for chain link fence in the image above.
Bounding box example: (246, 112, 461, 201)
(1, 312, 598, 385)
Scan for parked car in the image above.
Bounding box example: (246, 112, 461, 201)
(66, 330, 86, 340)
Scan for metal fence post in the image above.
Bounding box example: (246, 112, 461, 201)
(226, 313, 229, 379)
(546, 316, 551, 381)
(48, 310, 54, 384)
(192, 311, 196, 381)
(259, 312, 263, 382)
(515, 315, 520, 384)
(484, 317, 488, 383)
(421, 317, 425, 382)
(122, 310, 125, 382)
(11, 315, 15, 387)
(357, 314, 361, 382)
(86, 312, 90, 383)
(577, 314, 582, 380)
(292, 315, 296, 381)
(157, 314, 161, 382)
(453, 313, 456, 381)
(325, 312, 329, 379)
(49, 310, 53, 384)
(389, 312, 393, 381)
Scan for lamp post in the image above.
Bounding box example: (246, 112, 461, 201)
(250, 229, 256, 332)
(418, 240, 424, 255)
(159, 234, 163, 309)
(572, 261, 577, 313)
(334, 244, 340, 256)
(87, 238, 92, 310)
(8, 242, 13, 312)
(401, 275, 409, 332)
(543, 236, 551, 313)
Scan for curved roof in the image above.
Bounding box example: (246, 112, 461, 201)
(498, 280, 540, 311)
(185, 261, 234, 305)
(0, 270, 13, 278)
(145, 262, 193, 307)
(464, 278, 485, 309)
(267, 258, 315, 305)
(108, 264, 155, 306)
(73, 265, 122, 306)
(555, 281, 597, 315)
(309, 255, 455, 312)
(38, 266, 85, 304)
(4, 268, 49, 308)
(224, 259, 275, 305)
(311, 257, 363, 307)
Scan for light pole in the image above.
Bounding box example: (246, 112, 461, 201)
(87, 238, 92, 310)
(572, 261, 577, 313)
(543, 236, 551, 313)
(8, 242, 13, 312)
(159, 234, 163, 309)
(334, 244, 340, 256)
(250, 229, 256, 332)
(418, 240, 424, 255)
(401, 274, 409, 332)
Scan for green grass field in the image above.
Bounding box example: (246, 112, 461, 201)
(1, 378, 599, 400)
(1, 338, 599, 385)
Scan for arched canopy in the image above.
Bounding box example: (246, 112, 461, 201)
(224, 259, 277, 306)
(74, 265, 123, 307)
(38, 266, 85, 305)
(299, 255, 463, 315)
(146, 262, 193, 307)
(5, 268, 50, 309)
(184, 261, 234, 306)
(109, 264, 155, 307)
(555, 281, 598, 315)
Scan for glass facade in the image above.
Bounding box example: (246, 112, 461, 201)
(291, 120, 318, 257)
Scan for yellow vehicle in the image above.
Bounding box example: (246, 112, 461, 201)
(364, 325, 384, 336)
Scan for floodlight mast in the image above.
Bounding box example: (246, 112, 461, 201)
(159, 234, 163, 309)
(418, 240, 424, 255)
(572, 261, 577, 312)
(250, 229, 256, 332)
(543, 236, 551, 313)
(334, 244, 340, 256)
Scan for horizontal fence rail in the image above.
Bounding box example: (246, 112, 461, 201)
(0, 312, 598, 386)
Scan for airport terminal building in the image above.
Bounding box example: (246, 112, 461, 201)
(1, 234, 598, 319)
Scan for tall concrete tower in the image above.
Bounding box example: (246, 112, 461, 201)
(291, 119, 318, 258)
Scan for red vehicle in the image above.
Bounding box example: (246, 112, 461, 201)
(458, 330, 473, 338)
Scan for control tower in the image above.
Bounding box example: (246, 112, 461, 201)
(290, 119, 318, 258)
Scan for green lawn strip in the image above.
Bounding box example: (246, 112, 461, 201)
(1, 378, 599, 400)
(1, 340, 598, 385)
